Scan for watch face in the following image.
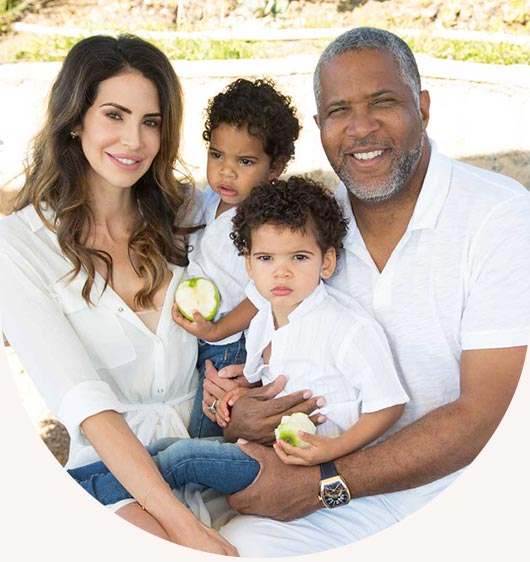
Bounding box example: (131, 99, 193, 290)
(321, 481, 350, 508)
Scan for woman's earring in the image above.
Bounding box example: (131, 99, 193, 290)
(70, 131, 78, 139)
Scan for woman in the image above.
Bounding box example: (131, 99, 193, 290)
(0, 34, 237, 556)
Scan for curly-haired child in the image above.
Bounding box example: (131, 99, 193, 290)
(68, 176, 409, 507)
(174, 78, 301, 438)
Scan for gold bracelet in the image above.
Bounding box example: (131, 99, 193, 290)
(140, 482, 157, 511)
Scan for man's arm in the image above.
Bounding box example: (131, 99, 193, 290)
(228, 345, 526, 520)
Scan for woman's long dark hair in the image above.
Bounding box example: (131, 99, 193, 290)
(13, 34, 193, 308)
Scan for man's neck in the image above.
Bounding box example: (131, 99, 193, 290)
(349, 141, 431, 272)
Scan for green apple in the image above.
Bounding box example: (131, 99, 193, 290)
(175, 277, 220, 322)
(274, 412, 316, 448)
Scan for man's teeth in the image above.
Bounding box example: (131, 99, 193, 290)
(115, 156, 138, 165)
(353, 150, 384, 161)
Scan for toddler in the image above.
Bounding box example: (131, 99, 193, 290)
(179, 78, 301, 438)
(68, 177, 409, 505)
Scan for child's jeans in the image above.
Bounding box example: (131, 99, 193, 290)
(67, 437, 259, 505)
(188, 333, 247, 438)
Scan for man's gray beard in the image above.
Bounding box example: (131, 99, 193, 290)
(335, 136, 424, 203)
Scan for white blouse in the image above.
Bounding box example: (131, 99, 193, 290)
(244, 281, 409, 439)
(0, 204, 199, 469)
(186, 186, 250, 345)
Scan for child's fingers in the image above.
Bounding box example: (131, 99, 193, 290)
(296, 431, 327, 447)
(272, 442, 307, 466)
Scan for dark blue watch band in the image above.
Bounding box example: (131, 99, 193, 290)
(319, 460, 338, 480)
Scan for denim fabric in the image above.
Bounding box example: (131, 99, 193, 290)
(188, 333, 247, 438)
(67, 437, 259, 505)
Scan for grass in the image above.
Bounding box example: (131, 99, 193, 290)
(1, 32, 528, 65)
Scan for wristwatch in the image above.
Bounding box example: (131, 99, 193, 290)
(318, 461, 351, 509)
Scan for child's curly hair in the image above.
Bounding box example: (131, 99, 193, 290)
(231, 176, 349, 257)
(202, 78, 301, 169)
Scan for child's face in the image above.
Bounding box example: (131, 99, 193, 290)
(207, 123, 282, 210)
(246, 224, 336, 319)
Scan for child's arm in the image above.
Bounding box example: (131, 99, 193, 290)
(172, 298, 257, 342)
(273, 404, 405, 466)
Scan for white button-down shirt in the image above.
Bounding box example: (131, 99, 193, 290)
(187, 186, 249, 345)
(327, 142, 530, 440)
(244, 281, 409, 438)
(0, 205, 199, 468)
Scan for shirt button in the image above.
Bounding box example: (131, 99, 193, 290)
(117, 306, 124, 313)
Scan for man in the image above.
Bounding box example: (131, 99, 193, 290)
(205, 28, 530, 556)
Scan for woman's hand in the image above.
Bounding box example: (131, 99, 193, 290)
(166, 511, 239, 556)
(201, 360, 248, 422)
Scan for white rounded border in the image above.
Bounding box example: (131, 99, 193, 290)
(1, 311, 528, 560)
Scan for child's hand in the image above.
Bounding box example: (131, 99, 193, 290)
(273, 432, 338, 466)
(215, 387, 251, 428)
(172, 303, 219, 341)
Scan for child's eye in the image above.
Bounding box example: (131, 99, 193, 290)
(257, 255, 272, 261)
(293, 255, 308, 261)
(209, 150, 222, 159)
(240, 158, 254, 166)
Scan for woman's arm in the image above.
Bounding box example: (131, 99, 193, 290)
(172, 298, 257, 342)
(273, 404, 404, 465)
(81, 410, 238, 555)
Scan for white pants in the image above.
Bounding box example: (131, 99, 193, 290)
(220, 471, 462, 557)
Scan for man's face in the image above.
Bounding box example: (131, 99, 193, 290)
(315, 49, 430, 203)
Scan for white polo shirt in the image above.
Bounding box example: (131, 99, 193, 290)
(187, 186, 249, 345)
(0, 205, 199, 469)
(244, 281, 409, 439)
(327, 142, 530, 438)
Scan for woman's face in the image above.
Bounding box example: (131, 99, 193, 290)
(76, 71, 162, 195)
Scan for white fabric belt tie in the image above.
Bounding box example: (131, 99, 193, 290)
(124, 390, 195, 444)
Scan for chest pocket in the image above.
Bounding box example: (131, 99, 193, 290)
(53, 279, 136, 371)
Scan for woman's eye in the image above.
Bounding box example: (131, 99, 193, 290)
(144, 119, 160, 128)
(106, 111, 121, 120)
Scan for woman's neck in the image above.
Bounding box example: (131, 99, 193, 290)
(87, 186, 138, 240)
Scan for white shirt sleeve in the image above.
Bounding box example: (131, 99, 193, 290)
(461, 195, 530, 350)
(336, 317, 409, 413)
(0, 252, 124, 439)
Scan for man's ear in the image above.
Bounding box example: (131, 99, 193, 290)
(419, 90, 430, 130)
(321, 247, 336, 280)
(313, 114, 320, 129)
(267, 157, 288, 180)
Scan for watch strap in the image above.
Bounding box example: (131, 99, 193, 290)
(319, 460, 339, 481)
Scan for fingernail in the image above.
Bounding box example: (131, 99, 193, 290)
(218, 369, 226, 377)
(237, 438, 248, 445)
(317, 415, 326, 423)
(316, 397, 326, 407)
(303, 390, 312, 399)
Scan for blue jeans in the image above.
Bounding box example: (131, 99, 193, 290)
(188, 333, 247, 438)
(67, 437, 259, 505)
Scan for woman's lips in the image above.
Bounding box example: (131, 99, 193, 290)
(106, 153, 143, 170)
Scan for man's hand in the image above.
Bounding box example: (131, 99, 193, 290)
(172, 303, 220, 341)
(227, 440, 321, 520)
(224, 375, 327, 445)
